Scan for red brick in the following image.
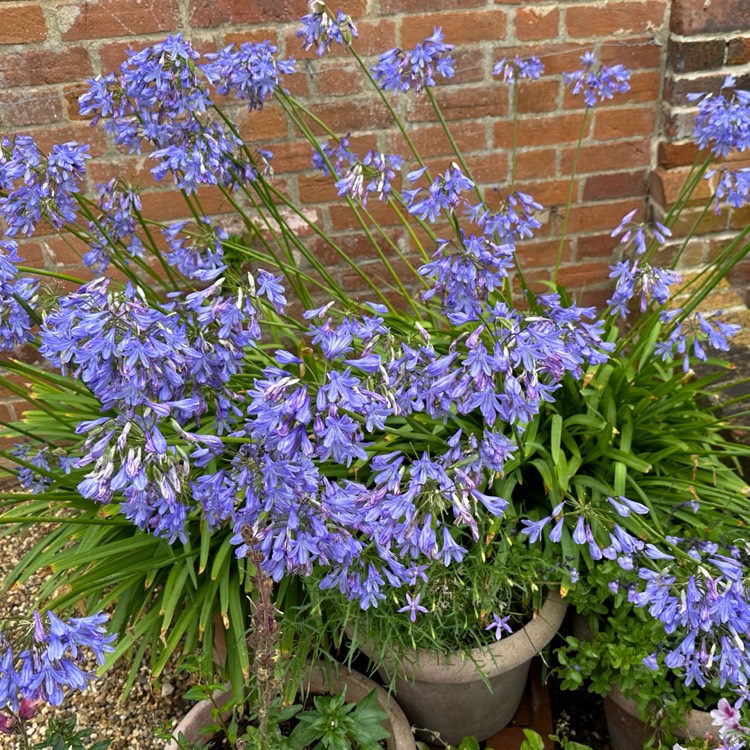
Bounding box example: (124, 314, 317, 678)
(190, 0, 310, 27)
(316, 60, 362, 97)
(562, 199, 643, 234)
(600, 37, 663, 70)
(657, 140, 701, 169)
(665, 204, 728, 236)
(514, 7, 560, 41)
(329, 201, 400, 231)
(516, 178, 575, 206)
(308, 97, 392, 135)
(401, 10, 507, 48)
(0, 4, 47, 44)
(15, 241, 44, 268)
(513, 148, 558, 180)
(561, 139, 651, 174)
(31, 123, 108, 157)
(671, 0, 750, 35)
(583, 170, 648, 201)
(450, 50, 488, 86)
(409, 85, 507, 123)
(299, 174, 340, 204)
(577, 232, 618, 259)
(388, 121, 487, 159)
(140, 187, 234, 222)
(57, 0, 179, 41)
(349, 18, 398, 56)
(496, 43, 588, 76)
(517, 79, 559, 113)
(0, 47, 91, 88)
(593, 107, 657, 141)
(224, 27, 278, 46)
(41, 234, 93, 269)
(236, 104, 289, 142)
(650, 166, 712, 208)
(727, 37, 750, 66)
(381, 0, 484, 11)
(668, 39, 726, 73)
(566, 2, 667, 38)
(466, 151, 508, 185)
(664, 74, 724, 108)
(495, 113, 591, 148)
(516, 238, 572, 268)
(4, 89, 64, 127)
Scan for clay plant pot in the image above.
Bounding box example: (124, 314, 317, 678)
(604, 686, 715, 750)
(371, 590, 567, 746)
(165, 662, 417, 750)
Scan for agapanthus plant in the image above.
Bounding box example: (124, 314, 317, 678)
(0, 3, 749, 742)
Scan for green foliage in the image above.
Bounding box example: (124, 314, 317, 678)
(32, 716, 111, 750)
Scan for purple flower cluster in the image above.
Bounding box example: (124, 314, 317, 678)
(0, 136, 88, 237)
(79, 36, 292, 193)
(0, 240, 37, 351)
(0, 611, 114, 711)
(297, 1, 358, 56)
(405, 163, 474, 222)
(631, 553, 750, 694)
(163, 218, 227, 281)
(201, 41, 295, 111)
(84, 179, 145, 272)
(610, 208, 671, 256)
(655, 308, 740, 372)
(608, 259, 681, 318)
(335, 150, 404, 207)
(372, 28, 455, 93)
(563, 51, 631, 108)
(691, 75, 750, 158)
(710, 166, 750, 212)
(493, 56, 544, 82)
(466, 191, 544, 242)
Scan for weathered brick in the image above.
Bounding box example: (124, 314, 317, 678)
(4, 89, 64, 127)
(513, 148, 558, 180)
(495, 42, 587, 76)
(387, 121, 487, 158)
(562, 199, 643, 235)
(236, 104, 289, 142)
(381, 0, 484, 11)
(566, 2, 667, 38)
(593, 107, 657, 141)
(408, 85, 508, 122)
(514, 6, 560, 41)
(495, 113, 591, 148)
(516, 178, 574, 206)
(315, 60, 363, 97)
(671, 0, 750, 35)
(583, 170, 648, 201)
(190, 0, 310, 27)
(310, 97, 391, 134)
(401, 10, 507, 48)
(663, 74, 724, 107)
(0, 47, 91, 88)
(223, 27, 278, 46)
(577, 232, 618, 259)
(600, 36, 662, 69)
(465, 151, 508, 185)
(0, 3, 47, 44)
(57, 0, 180, 41)
(517, 79, 559, 113)
(668, 39, 725, 73)
(727, 37, 750, 66)
(657, 140, 701, 169)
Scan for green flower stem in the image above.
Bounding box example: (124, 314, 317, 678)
(510, 82, 519, 191)
(132, 207, 184, 292)
(553, 109, 589, 285)
(425, 86, 481, 202)
(0, 418, 49, 443)
(15, 266, 87, 285)
(668, 195, 716, 269)
(0, 377, 73, 429)
(0, 515, 132, 526)
(0, 359, 89, 395)
(0, 450, 57, 480)
(348, 46, 426, 169)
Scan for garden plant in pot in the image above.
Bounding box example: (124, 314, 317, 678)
(0, 2, 749, 749)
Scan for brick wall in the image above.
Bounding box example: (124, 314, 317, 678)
(653, 0, 750, 300)
(0, 0, 749, 420)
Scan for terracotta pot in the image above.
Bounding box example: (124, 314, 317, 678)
(164, 662, 417, 750)
(370, 590, 567, 746)
(605, 686, 716, 750)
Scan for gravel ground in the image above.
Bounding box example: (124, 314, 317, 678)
(0, 520, 194, 750)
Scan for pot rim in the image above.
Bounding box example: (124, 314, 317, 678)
(380, 589, 567, 684)
(165, 662, 417, 750)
